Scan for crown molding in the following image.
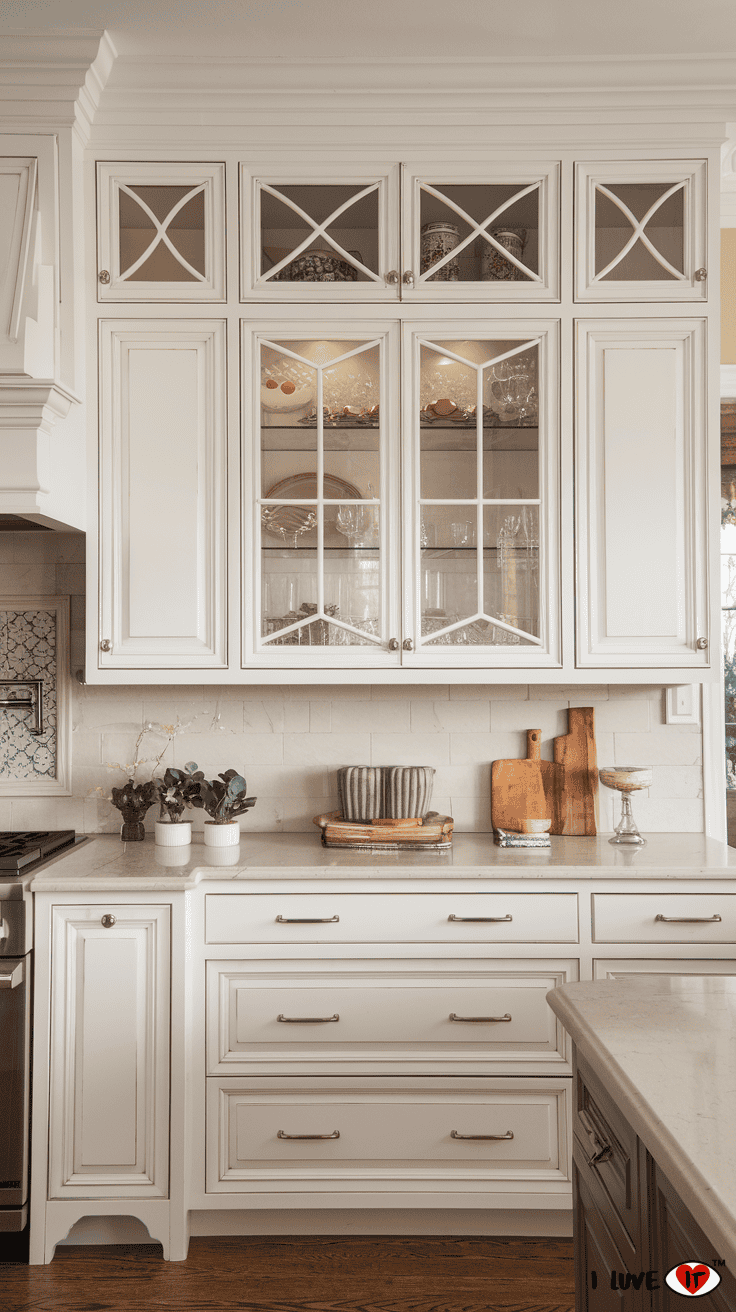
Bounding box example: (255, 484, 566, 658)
(0, 30, 116, 142)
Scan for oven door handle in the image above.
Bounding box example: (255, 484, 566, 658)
(0, 960, 24, 989)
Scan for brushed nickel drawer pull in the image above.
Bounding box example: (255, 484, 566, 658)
(451, 1130, 514, 1141)
(578, 1109, 614, 1166)
(277, 1014, 339, 1023)
(277, 1129, 340, 1140)
(449, 1012, 512, 1023)
(448, 914, 512, 923)
(654, 914, 722, 923)
(275, 915, 340, 923)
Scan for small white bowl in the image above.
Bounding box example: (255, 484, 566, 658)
(519, 818, 552, 834)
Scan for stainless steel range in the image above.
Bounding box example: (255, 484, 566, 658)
(0, 830, 81, 1259)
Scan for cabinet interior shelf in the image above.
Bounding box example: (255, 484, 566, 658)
(261, 426, 538, 453)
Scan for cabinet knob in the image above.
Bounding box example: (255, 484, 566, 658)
(98, 270, 111, 285)
(402, 270, 415, 288)
(388, 637, 400, 651)
(402, 637, 414, 651)
(100, 639, 112, 652)
(694, 267, 707, 282)
(696, 636, 708, 650)
(385, 270, 400, 286)
(100, 914, 116, 928)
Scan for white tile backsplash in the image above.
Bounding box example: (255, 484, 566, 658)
(0, 532, 709, 834)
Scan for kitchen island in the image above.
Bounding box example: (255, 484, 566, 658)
(547, 975, 736, 1307)
(26, 834, 736, 1265)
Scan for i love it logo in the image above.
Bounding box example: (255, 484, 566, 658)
(665, 1263, 722, 1297)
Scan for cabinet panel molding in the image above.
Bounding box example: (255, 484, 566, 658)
(48, 905, 170, 1198)
(575, 318, 707, 668)
(98, 319, 227, 669)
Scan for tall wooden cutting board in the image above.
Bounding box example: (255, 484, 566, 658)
(491, 707, 598, 836)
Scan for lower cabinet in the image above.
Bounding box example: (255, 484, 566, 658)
(47, 904, 170, 1198)
(573, 1051, 736, 1312)
(206, 1075, 571, 1203)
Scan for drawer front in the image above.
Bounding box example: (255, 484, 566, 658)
(207, 960, 577, 1073)
(205, 893, 579, 944)
(574, 1054, 641, 1260)
(206, 1077, 571, 1191)
(592, 894, 736, 943)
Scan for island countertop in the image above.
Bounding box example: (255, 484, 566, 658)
(26, 831, 736, 891)
(547, 975, 736, 1271)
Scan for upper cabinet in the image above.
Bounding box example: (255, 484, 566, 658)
(241, 317, 559, 670)
(241, 161, 560, 302)
(96, 163, 226, 302)
(574, 160, 708, 302)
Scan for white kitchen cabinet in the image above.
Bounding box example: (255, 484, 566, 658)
(240, 160, 559, 303)
(574, 317, 709, 668)
(242, 316, 559, 669)
(207, 1075, 571, 1203)
(97, 318, 228, 670)
(96, 162, 226, 302)
(86, 154, 718, 683)
(47, 904, 170, 1198)
(574, 160, 708, 303)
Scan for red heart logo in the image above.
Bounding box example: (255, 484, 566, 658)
(676, 1265, 711, 1293)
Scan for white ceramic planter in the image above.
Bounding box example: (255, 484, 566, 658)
(155, 820, 192, 847)
(203, 820, 240, 847)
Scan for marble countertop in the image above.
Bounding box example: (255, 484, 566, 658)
(27, 831, 736, 891)
(547, 975, 736, 1270)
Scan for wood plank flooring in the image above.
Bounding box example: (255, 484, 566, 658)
(0, 1235, 574, 1312)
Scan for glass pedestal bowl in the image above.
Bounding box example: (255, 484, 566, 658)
(598, 766, 653, 847)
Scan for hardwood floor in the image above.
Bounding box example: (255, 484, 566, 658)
(0, 1235, 574, 1312)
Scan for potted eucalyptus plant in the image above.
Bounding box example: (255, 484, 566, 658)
(154, 763, 201, 847)
(189, 765, 257, 846)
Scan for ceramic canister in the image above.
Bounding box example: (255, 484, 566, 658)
(482, 227, 527, 281)
(337, 765, 383, 822)
(420, 223, 460, 280)
(383, 766, 436, 819)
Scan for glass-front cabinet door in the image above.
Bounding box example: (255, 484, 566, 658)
(96, 163, 226, 301)
(574, 160, 707, 302)
(402, 321, 560, 668)
(242, 321, 401, 667)
(401, 163, 560, 302)
(241, 167, 400, 300)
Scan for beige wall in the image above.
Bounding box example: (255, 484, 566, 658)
(722, 229, 736, 364)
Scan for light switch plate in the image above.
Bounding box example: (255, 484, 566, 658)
(665, 684, 700, 724)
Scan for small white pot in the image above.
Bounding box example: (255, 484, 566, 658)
(155, 820, 192, 847)
(203, 820, 240, 848)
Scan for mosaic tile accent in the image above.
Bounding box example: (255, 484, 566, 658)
(0, 609, 57, 780)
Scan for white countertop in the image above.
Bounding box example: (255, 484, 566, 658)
(547, 975, 736, 1270)
(27, 831, 736, 891)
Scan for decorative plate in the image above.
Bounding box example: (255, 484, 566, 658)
(261, 472, 364, 543)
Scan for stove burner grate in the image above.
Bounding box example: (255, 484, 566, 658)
(0, 830, 77, 871)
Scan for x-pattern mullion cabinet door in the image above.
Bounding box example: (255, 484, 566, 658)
(96, 162, 226, 302)
(400, 319, 561, 669)
(241, 318, 402, 668)
(574, 317, 709, 668)
(240, 166, 401, 301)
(400, 162, 560, 303)
(574, 160, 708, 302)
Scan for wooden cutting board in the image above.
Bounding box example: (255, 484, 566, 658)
(491, 708, 598, 836)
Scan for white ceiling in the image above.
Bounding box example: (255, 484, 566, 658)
(1, 0, 735, 61)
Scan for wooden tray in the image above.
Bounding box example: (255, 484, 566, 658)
(313, 811, 454, 851)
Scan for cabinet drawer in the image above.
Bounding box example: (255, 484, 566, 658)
(574, 1053, 641, 1262)
(205, 893, 579, 944)
(592, 894, 736, 943)
(207, 959, 577, 1074)
(206, 1076, 571, 1192)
